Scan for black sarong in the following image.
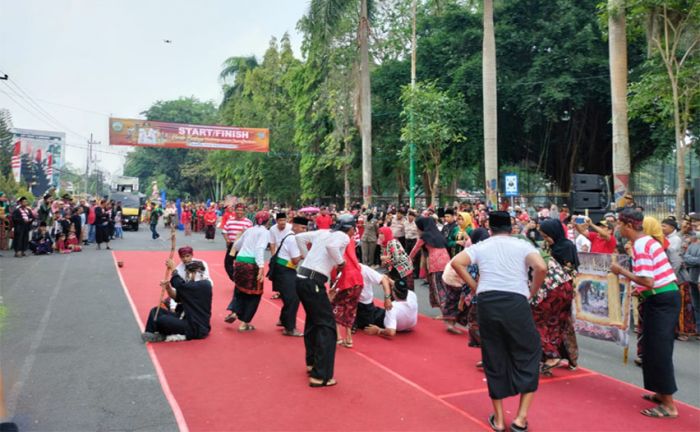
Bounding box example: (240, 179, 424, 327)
(273, 266, 300, 332)
(642, 289, 681, 395)
(477, 291, 541, 400)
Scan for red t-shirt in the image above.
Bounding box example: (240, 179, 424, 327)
(315, 214, 333, 229)
(589, 231, 617, 254)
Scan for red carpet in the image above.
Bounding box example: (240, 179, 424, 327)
(114, 251, 700, 431)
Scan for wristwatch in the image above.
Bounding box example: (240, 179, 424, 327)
(384, 293, 392, 300)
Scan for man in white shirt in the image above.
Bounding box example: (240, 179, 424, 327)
(364, 278, 418, 337)
(450, 211, 547, 432)
(294, 214, 352, 387)
(269, 212, 292, 299)
(354, 264, 393, 330)
(272, 216, 307, 336)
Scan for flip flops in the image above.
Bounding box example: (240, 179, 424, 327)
(224, 312, 238, 324)
(642, 394, 662, 404)
(309, 378, 337, 387)
(640, 405, 678, 419)
(238, 323, 255, 332)
(488, 414, 505, 432)
(510, 421, 528, 432)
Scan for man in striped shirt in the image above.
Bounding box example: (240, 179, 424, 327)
(222, 203, 253, 282)
(611, 208, 680, 419)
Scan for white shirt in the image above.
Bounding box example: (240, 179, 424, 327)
(667, 231, 682, 254)
(464, 235, 538, 298)
(234, 225, 269, 266)
(384, 290, 418, 331)
(442, 255, 465, 287)
(175, 259, 213, 288)
(277, 232, 300, 262)
(295, 230, 349, 278)
(269, 223, 292, 247)
(359, 264, 384, 304)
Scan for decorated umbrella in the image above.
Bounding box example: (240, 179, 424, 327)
(299, 206, 320, 214)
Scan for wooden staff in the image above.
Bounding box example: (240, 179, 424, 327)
(154, 222, 177, 322)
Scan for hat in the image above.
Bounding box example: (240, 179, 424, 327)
(178, 246, 194, 257)
(444, 208, 455, 216)
(332, 214, 356, 232)
(596, 220, 614, 230)
(489, 211, 512, 229)
(618, 208, 644, 229)
(292, 216, 309, 225)
(16, 196, 27, 203)
(275, 212, 287, 220)
(254, 211, 270, 225)
(604, 212, 616, 220)
(392, 278, 409, 300)
(185, 260, 206, 273)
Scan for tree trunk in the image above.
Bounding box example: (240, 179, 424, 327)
(359, 0, 373, 206)
(608, 0, 631, 208)
(671, 77, 686, 219)
(482, 0, 498, 208)
(431, 167, 440, 208)
(344, 139, 351, 211)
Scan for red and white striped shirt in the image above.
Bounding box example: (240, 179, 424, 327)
(222, 217, 252, 242)
(631, 235, 676, 291)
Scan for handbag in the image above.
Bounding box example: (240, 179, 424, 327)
(266, 234, 292, 281)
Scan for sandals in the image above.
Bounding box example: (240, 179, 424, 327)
(238, 323, 255, 332)
(540, 359, 561, 375)
(446, 326, 463, 335)
(488, 414, 505, 432)
(309, 378, 337, 387)
(510, 421, 528, 432)
(642, 394, 662, 404)
(282, 329, 304, 337)
(224, 312, 238, 324)
(640, 405, 678, 419)
(342, 340, 353, 348)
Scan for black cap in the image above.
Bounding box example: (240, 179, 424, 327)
(275, 212, 287, 220)
(489, 211, 512, 229)
(393, 278, 409, 300)
(444, 208, 455, 216)
(662, 218, 679, 230)
(292, 216, 308, 225)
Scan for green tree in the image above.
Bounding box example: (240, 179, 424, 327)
(400, 81, 465, 206)
(0, 109, 13, 179)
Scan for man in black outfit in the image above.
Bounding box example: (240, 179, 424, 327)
(11, 197, 34, 258)
(142, 260, 213, 342)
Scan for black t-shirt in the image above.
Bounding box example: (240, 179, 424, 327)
(170, 273, 212, 339)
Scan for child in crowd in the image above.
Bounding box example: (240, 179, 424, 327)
(30, 222, 53, 255)
(114, 211, 124, 239)
(66, 229, 82, 252)
(54, 233, 71, 254)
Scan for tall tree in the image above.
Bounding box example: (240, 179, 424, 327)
(609, 0, 631, 208)
(482, 0, 498, 206)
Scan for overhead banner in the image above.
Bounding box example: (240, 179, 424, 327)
(573, 253, 632, 348)
(11, 128, 66, 195)
(109, 117, 269, 152)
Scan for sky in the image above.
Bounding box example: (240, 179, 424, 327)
(0, 0, 308, 176)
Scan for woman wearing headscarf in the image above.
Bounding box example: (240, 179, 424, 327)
(223, 211, 270, 332)
(408, 217, 456, 333)
(534, 219, 580, 375)
(378, 226, 414, 290)
(450, 212, 474, 255)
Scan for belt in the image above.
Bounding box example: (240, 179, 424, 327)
(275, 256, 296, 270)
(640, 282, 679, 299)
(297, 267, 328, 285)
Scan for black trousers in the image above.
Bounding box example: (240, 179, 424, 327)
(12, 224, 30, 252)
(274, 266, 300, 331)
(354, 302, 385, 329)
(224, 243, 235, 282)
(145, 307, 190, 338)
(477, 291, 541, 400)
(642, 289, 681, 395)
(228, 288, 262, 323)
(296, 276, 337, 381)
(405, 238, 419, 278)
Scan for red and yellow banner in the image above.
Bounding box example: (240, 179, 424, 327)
(109, 117, 269, 152)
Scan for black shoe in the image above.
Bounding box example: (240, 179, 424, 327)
(141, 332, 165, 343)
(0, 421, 19, 432)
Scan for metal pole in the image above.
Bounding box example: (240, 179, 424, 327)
(409, 0, 417, 209)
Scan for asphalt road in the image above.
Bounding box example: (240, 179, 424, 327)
(1, 224, 698, 431)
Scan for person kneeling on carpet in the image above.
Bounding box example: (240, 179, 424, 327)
(363, 279, 417, 338)
(142, 260, 213, 343)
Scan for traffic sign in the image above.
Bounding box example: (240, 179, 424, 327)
(505, 173, 518, 197)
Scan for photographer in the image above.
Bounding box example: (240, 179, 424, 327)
(574, 217, 617, 254)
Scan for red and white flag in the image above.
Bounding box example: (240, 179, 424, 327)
(11, 140, 21, 183)
(46, 153, 53, 181)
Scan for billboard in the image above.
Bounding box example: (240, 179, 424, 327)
(10, 128, 66, 196)
(108, 117, 269, 152)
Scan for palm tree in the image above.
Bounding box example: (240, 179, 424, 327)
(308, 0, 374, 206)
(219, 56, 259, 106)
(482, 0, 498, 207)
(608, 0, 631, 208)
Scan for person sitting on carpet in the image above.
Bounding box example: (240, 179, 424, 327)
(363, 279, 418, 338)
(354, 264, 394, 331)
(141, 260, 213, 343)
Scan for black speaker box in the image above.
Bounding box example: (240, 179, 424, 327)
(571, 191, 608, 210)
(572, 174, 607, 192)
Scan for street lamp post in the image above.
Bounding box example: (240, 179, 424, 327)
(409, 0, 417, 209)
